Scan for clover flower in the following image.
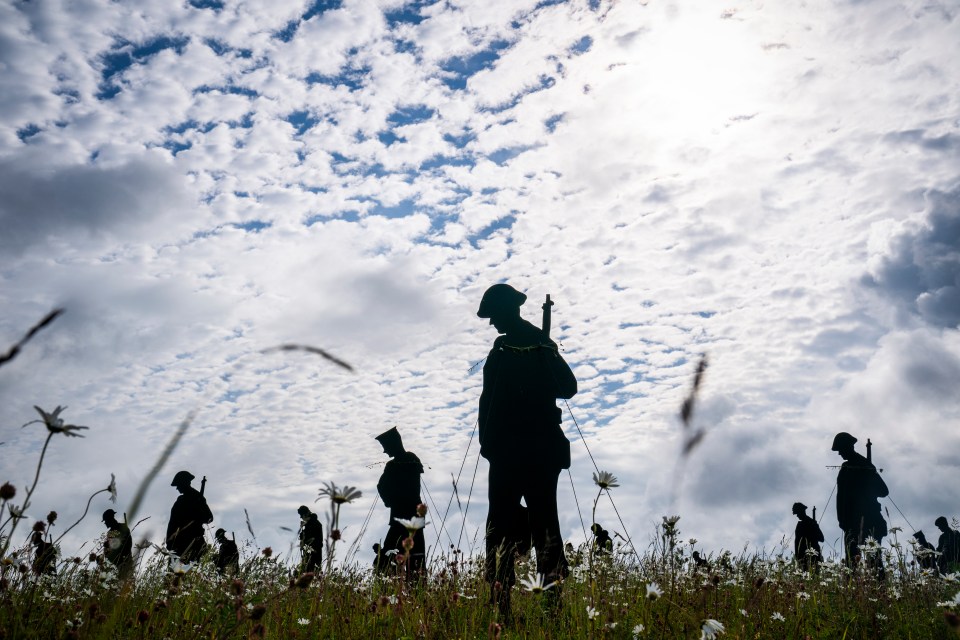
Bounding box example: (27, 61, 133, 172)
(645, 582, 663, 600)
(28, 406, 89, 438)
(317, 482, 362, 504)
(700, 618, 725, 639)
(519, 571, 556, 594)
(592, 470, 619, 490)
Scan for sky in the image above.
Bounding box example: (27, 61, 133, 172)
(1, 0, 959, 569)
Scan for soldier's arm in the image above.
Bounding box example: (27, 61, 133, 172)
(543, 342, 577, 399)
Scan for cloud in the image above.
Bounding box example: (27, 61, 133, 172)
(863, 187, 960, 329)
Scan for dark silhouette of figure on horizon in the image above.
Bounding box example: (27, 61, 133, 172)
(692, 550, 710, 571)
(912, 530, 938, 571)
(477, 283, 578, 617)
(102, 508, 133, 579)
(213, 528, 239, 575)
(31, 530, 56, 576)
(935, 516, 960, 574)
(375, 427, 425, 580)
(591, 523, 612, 556)
(792, 502, 823, 572)
(832, 433, 888, 576)
(297, 505, 323, 574)
(166, 470, 213, 563)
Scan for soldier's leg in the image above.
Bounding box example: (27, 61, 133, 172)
(524, 466, 568, 583)
(486, 462, 523, 588)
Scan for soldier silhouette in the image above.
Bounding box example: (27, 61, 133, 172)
(476, 283, 578, 617)
(935, 516, 960, 574)
(166, 470, 213, 563)
(912, 530, 938, 571)
(792, 502, 823, 571)
(213, 528, 239, 575)
(591, 523, 613, 556)
(297, 505, 323, 573)
(102, 509, 133, 579)
(375, 427, 425, 579)
(832, 433, 888, 575)
(372, 542, 392, 574)
(31, 530, 56, 576)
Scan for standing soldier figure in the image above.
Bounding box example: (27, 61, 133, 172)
(476, 283, 578, 617)
(102, 509, 133, 579)
(166, 470, 213, 563)
(832, 432, 888, 575)
(213, 528, 240, 575)
(297, 505, 323, 574)
(912, 530, 938, 571)
(792, 502, 823, 572)
(375, 427, 426, 580)
(935, 516, 960, 574)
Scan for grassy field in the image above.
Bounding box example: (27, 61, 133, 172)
(2, 525, 959, 640)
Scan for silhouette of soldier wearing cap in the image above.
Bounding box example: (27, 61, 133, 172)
(102, 509, 133, 579)
(792, 503, 823, 572)
(166, 470, 213, 563)
(832, 432, 888, 574)
(375, 427, 426, 579)
(591, 523, 613, 557)
(297, 505, 323, 574)
(476, 283, 578, 616)
(912, 530, 938, 571)
(213, 528, 239, 575)
(935, 516, 960, 574)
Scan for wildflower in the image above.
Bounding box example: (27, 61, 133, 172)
(662, 515, 681, 534)
(46, 511, 57, 525)
(645, 582, 663, 601)
(700, 619, 725, 639)
(797, 591, 810, 600)
(317, 482, 362, 504)
(29, 405, 89, 437)
(936, 592, 960, 608)
(519, 572, 556, 594)
(107, 474, 117, 503)
(297, 618, 310, 625)
(0, 482, 15, 500)
(771, 612, 785, 622)
(586, 605, 599, 620)
(739, 609, 748, 617)
(330, 529, 341, 541)
(592, 471, 619, 489)
(416, 503, 428, 517)
(262, 547, 273, 558)
(394, 516, 428, 532)
(632, 623, 645, 638)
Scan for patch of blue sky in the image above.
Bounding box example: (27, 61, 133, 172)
(488, 145, 541, 166)
(232, 220, 272, 233)
(483, 75, 556, 113)
(286, 110, 319, 135)
(534, 0, 567, 9)
(368, 199, 416, 219)
(419, 154, 475, 171)
(378, 130, 404, 146)
(194, 84, 258, 97)
(386, 105, 435, 126)
(305, 68, 368, 91)
(696, 311, 716, 319)
(384, 0, 432, 26)
(203, 38, 252, 58)
(545, 113, 565, 133)
(569, 35, 592, 55)
(274, 0, 343, 42)
(220, 388, 254, 403)
(188, 0, 224, 10)
(440, 40, 512, 90)
(442, 131, 476, 149)
(164, 120, 217, 135)
(467, 214, 517, 248)
(53, 88, 81, 104)
(97, 35, 190, 100)
(161, 140, 192, 155)
(16, 124, 41, 142)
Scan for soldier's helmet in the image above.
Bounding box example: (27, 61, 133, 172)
(102, 508, 117, 523)
(477, 283, 527, 318)
(831, 432, 857, 451)
(298, 505, 311, 518)
(792, 502, 807, 514)
(936, 516, 949, 529)
(914, 530, 926, 540)
(375, 426, 403, 453)
(215, 528, 227, 540)
(171, 470, 195, 487)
